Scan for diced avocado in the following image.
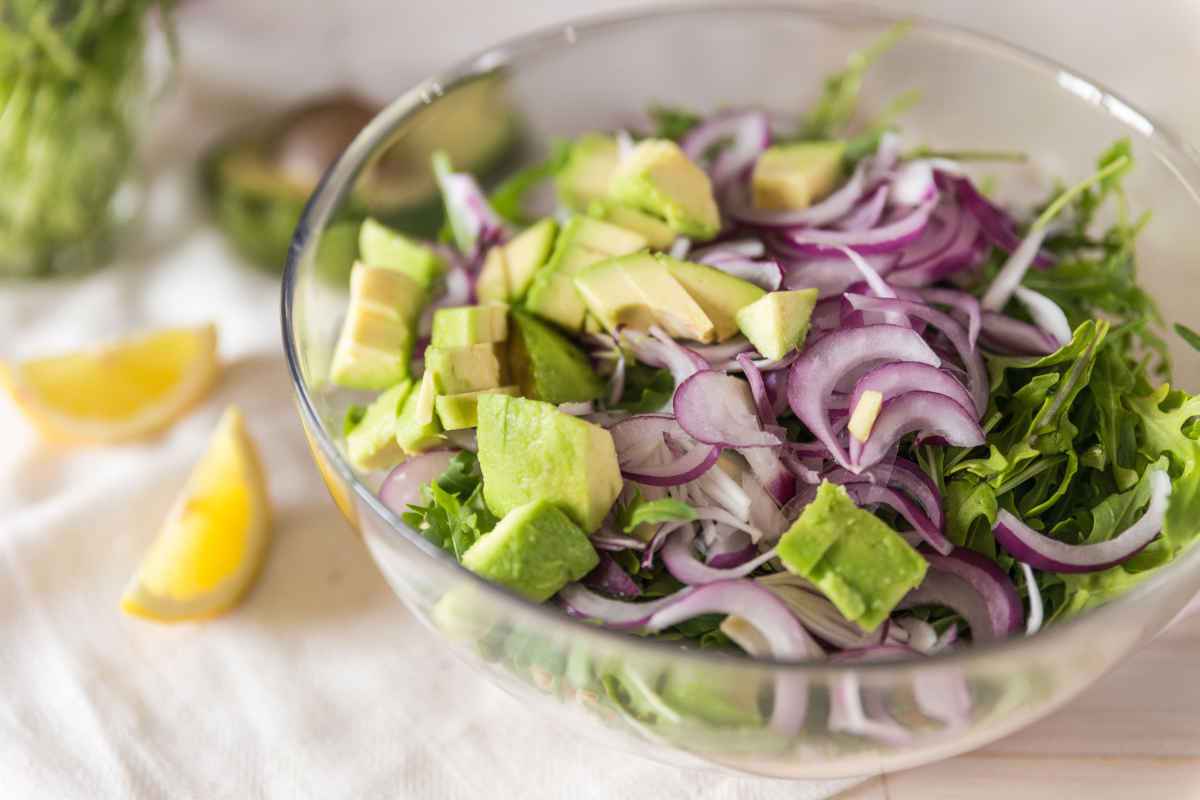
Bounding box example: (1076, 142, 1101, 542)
(509, 309, 605, 404)
(663, 257, 766, 342)
(777, 481, 927, 632)
(574, 253, 716, 342)
(462, 499, 599, 602)
(609, 139, 720, 240)
(735, 288, 819, 360)
(556, 133, 620, 212)
(394, 370, 444, 454)
(346, 380, 413, 470)
(660, 664, 764, 727)
(329, 262, 424, 390)
(431, 304, 509, 348)
(477, 394, 622, 532)
(425, 343, 505, 395)
(588, 201, 677, 250)
(359, 218, 446, 289)
(751, 141, 846, 211)
(503, 217, 558, 299)
(476, 246, 510, 305)
(435, 385, 519, 430)
(524, 216, 648, 331)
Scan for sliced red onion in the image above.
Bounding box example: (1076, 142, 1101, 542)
(621, 328, 708, 406)
(844, 294, 988, 416)
(918, 287, 981, 351)
(741, 472, 790, 541)
(913, 666, 971, 729)
(829, 673, 913, 745)
(558, 401, 595, 416)
(693, 464, 753, 522)
(703, 257, 784, 291)
(738, 352, 776, 426)
(661, 527, 778, 585)
(609, 414, 721, 486)
(889, 207, 983, 288)
(949, 173, 1054, 268)
(892, 616, 938, 652)
(739, 446, 797, 505)
(680, 109, 770, 187)
(851, 391, 986, 471)
(788, 325, 940, 468)
(380, 451, 457, 515)
(777, 196, 937, 256)
(900, 548, 1024, 641)
(783, 256, 867, 299)
(583, 553, 642, 598)
(432, 154, 508, 255)
(834, 185, 888, 231)
(890, 160, 936, 206)
(759, 574, 886, 649)
(730, 163, 867, 229)
(979, 311, 1058, 355)
(894, 202, 961, 270)
(1019, 562, 1043, 636)
(994, 470, 1170, 573)
(1013, 286, 1072, 349)
(669, 236, 691, 260)
(980, 224, 1049, 312)
(609, 354, 627, 406)
(849, 362, 976, 423)
(707, 533, 755, 568)
(623, 443, 720, 487)
(674, 370, 781, 448)
(861, 457, 946, 532)
(559, 583, 688, 629)
(827, 473, 953, 555)
(868, 132, 902, 181)
(589, 531, 648, 551)
(691, 336, 756, 365)
(692, 238, 766, 261)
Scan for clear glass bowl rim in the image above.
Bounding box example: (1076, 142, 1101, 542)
(281, 1, 1200, 673)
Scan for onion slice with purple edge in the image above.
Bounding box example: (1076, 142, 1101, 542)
(583, 553, 642, 598)
(889, 207, 983, 287)
(834, 185, 888, 231)
(918, 287, 981, 351)
(758, 574, 886, 649)
(979, 311, 1058, 355)
(431, 153, 508, 255)
(644, 580, 821, 733)
(731, 162, 867, 229)
(739, 445, 797, 505)
(899, 548, 1024, 640)
(692, 238, 766, 261)
(674, 370, 782, 448)
(824, 469, 953, 555)
(850, 390, 986, 471)
(949, 173, 1054, 268)
(890, 160, 936, 206)
(787, 324, 941, 469)
(849, 361, 976, 422)
(994, 471, 1171, 573)
(844, 294, 988, 416)
(703, 257, 784, 291)
(559, 583, 688, 630)
(777, 195, 937, 256)
(621, 327, 707, 394)
(679, 109, 770, 188)
(661, 527, 779, 585)
(737, 352, 776, 426)
(609, 414, 721, 486)
(379, 450, 457, 515)
(691, 336, 755, 366)
(1013, 286, 1072, 348)
(858, 457, 946, 531)
(980, 224, 1049, 311)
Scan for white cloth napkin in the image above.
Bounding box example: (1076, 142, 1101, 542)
(0, 130, 860, 800)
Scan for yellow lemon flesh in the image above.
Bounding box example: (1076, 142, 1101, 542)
(0, 324, 219, 444)
(121, 406, 271, 622)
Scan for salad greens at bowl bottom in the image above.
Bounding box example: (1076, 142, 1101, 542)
(329, 26, 1199, 720)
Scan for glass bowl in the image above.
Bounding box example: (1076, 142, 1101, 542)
(282, 4, 1200, 779)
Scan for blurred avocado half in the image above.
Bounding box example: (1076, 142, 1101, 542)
(203, 76, 519, 279)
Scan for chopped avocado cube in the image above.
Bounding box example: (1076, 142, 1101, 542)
(435, 385, 519, 430)
(477, 394, 622, 533)
(588, 201, 677, 250)
(509, 309, 605, 404)
(524, 216, 648, 331)
(752, 141, 846, 211)
(476, 246, 510, 305)
(431, 304, 509, 348)
(735, 288, 819, 360)
(610, 139, 720, 240)
(394, 369, 444, 454)
(346, 380, 413, 470)
(777, 481, 927, 632)
(574, 253, 716, 342)
(329, 262, 424, 390)
(359, 217, 446, 289)
(662, 257, 766, 342)
(504, 217, 558, 298)
(425, 343, 505, 395)
(462, 499, 599, 602)
(556, 133, 620, 212)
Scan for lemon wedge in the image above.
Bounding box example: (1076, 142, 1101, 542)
(121, 406, 271, 622)
(0, 324, 219, 444)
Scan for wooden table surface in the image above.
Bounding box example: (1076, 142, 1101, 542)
(840, 613, 1200, 799)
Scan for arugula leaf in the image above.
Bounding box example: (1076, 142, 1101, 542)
(488, 140, 570, 225)
(1126, 384, 1200, 550)
(613, 364, 674, 413)
(647, 104, 702, 141)
(943, 477, 998, 556)
(842, 89, 921, 162)
(1174, 323, 1200, 353)
(402, 451, 498, 560)
(799, 21, 911, 139)
(619, 496, 697, 533)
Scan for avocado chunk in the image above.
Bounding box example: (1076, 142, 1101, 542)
(588, 201, 677, 250)
(435, 385, 519, 430)
(556, 133, 620, 212)
(777, 481, 927, 632)
(431, 304, 509, 348)
(752, 141, 846, 211)
(462, 499, 599, 602)
(574, 253, 716, 342)
(524, 216, 648, 331)
(329, 262, 425, 390)
(345, 380, 413, 471)
(359, 218, 446, 289)
(394, 369, 443, 454)
(509, 309, 605, 404)
(477, 218, 559, 304)
(735, 288, 819, 360)
(425, 343, 505, 395)
(660, 663, 764, 727)
(663, 257, 766, 342)
(610, 139, 720, 241)
(477, 394, 622, 533)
